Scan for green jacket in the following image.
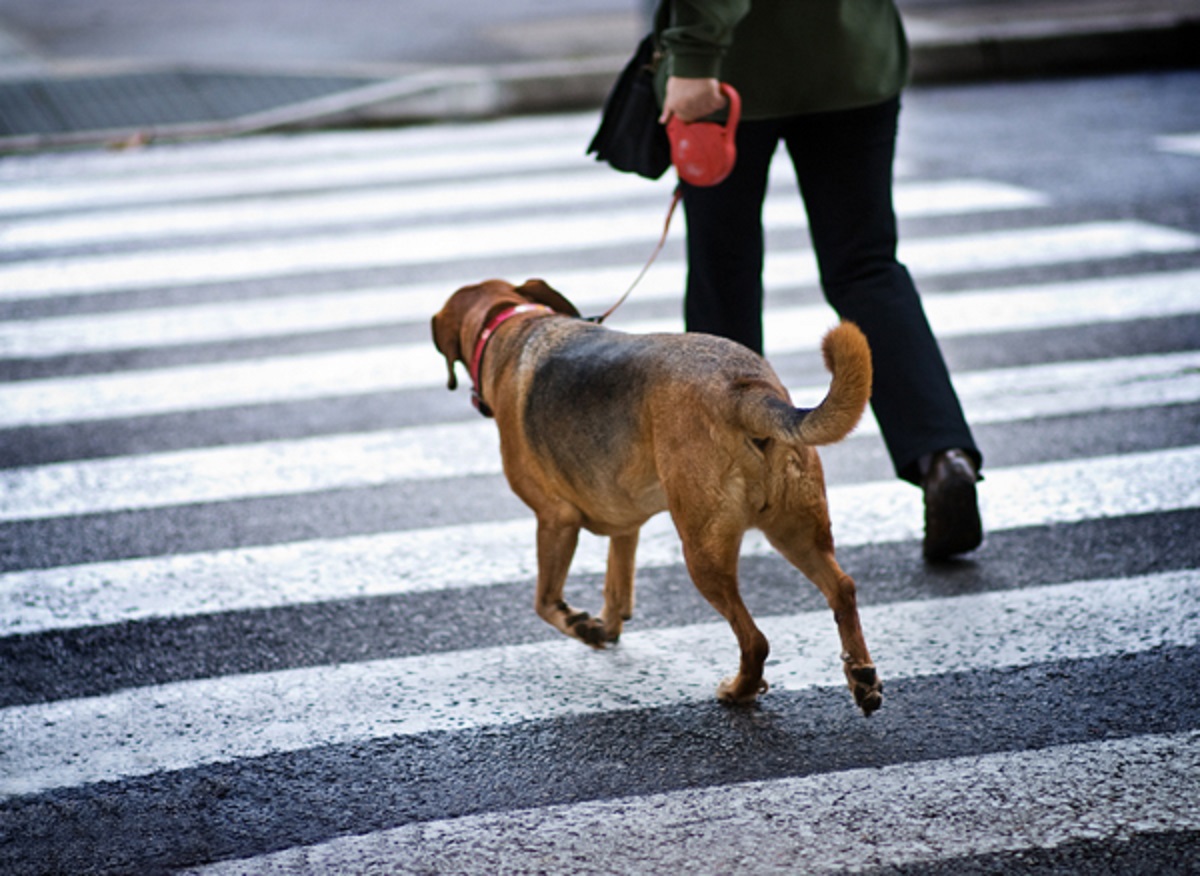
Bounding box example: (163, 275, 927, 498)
(656, 0, 910, 119)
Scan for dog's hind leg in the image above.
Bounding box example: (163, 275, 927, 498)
(761, 517, 883, 716)
(676, 520, 770, 703)
(809, 558, 882, 716)
(534, 514, 612, 648)
(599, 531, 638, 643)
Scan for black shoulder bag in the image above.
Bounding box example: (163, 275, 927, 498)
(586, 30, 671, 180)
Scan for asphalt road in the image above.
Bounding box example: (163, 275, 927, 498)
(1, 70, 1199, 873)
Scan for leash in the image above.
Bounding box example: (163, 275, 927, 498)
(588, 184, 683, 325)
(470, 184, 684, 415)
(587, 84, 740, 325)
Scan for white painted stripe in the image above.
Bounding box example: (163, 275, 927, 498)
(0, 117, 913, 189)
(0, 282, 458, 359)
(0, 113, 605, 182)
(700, 267, 1200, 364)
(0, 177, 1035, 252)
(186, 732, 1200, 876)
(1, 570, 1196, 797)
(902, 219, 1196, 281)
(0, 202, 742, 299)
(0, 421, 500, 522)
(0, 141, 601, 217)
(4, 446, 1199, 633)
(0, 218, 1192, 302)
(3, 263, 1198, 362)
(4, 271, 1199, 428)
(906, 267, 1200, 339)
(0, 168, 675, 251)
(942, 349, 1200, 428)
(0, 282, 447, 358)
(1158, 132, 1200, 156)
(0, 344, 442, 428)
(843, 349, 1200, 437)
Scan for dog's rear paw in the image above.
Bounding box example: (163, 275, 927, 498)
(716, 675, 769, 704)
(846, 663, 883, 716)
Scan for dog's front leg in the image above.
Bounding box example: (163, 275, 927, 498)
(600, 531, 639, 643)
(534, 516, 611, 648)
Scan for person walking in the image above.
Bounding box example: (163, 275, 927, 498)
(653, 0, 983, 561)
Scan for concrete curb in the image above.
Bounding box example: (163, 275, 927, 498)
(909, 13, 1200, 83)
(282, 15, 1200, 126)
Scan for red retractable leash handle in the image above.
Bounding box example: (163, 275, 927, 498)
(592, 84, 742, 324)
(666, 83, 741, 187)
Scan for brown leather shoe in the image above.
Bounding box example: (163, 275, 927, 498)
(922, 449, 983, 561)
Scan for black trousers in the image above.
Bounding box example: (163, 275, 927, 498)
(680, 96, 980, 484)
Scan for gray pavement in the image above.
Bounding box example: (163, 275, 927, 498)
(0, 0, 1196, 150)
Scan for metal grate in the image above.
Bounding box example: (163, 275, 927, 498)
(0, 70, 380, 136)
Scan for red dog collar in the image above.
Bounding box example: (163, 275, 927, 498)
(469, 303, 554, 417)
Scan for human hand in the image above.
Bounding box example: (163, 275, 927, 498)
(659, 76, 727, 124)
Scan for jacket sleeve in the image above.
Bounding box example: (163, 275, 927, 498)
(660, 0, 752, 79)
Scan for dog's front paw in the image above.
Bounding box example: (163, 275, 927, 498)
(844, 662, 883, 716)
(557, 601, 617, 649)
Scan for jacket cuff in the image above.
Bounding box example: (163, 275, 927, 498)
(668, 49, 725, 79)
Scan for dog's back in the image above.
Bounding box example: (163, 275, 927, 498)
(514, 320, 870, 526)
(520, 319, 870, 454)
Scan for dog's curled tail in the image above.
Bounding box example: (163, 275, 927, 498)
(750, 322, 873, 447)
(800, 321, 873, 445)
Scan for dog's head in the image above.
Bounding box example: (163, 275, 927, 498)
(431, 278, 580, 391)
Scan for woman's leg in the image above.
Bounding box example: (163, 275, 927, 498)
(783, 97, 981, 484)
(679, 119, 782, 355)
(785, 97, 982, 559)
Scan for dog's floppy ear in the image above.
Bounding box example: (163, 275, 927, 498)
(430, 310, 461, 391)
(516, 278, 581, 318)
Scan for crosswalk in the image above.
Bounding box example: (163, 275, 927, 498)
(1, 103, 1199, 875)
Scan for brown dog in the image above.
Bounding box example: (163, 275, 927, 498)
(432, 278, 882, 714)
